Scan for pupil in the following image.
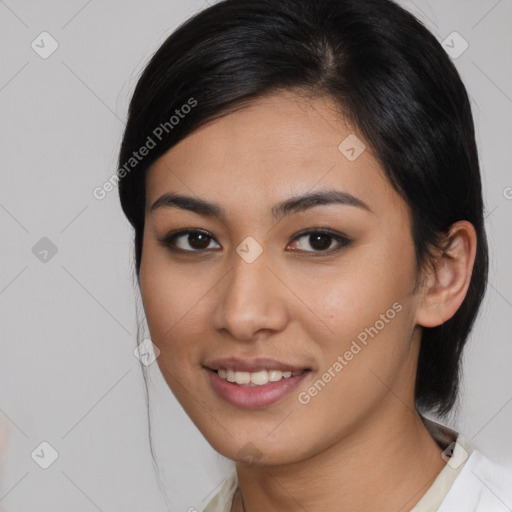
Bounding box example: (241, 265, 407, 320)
(310, 233, 331, 250)
(190, 233, 210, 249)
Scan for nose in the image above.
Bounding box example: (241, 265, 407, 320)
(212, 250, 290, 342)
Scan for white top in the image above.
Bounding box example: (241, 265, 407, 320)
(202, 420, 512, 512)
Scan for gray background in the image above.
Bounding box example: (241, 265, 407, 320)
(0, 0, 511, 511)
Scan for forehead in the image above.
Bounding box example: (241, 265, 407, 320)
(145, 91, 399, 217)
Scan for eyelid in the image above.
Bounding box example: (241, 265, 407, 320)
(288, 228, 351, 255)
(157, 228, 221, 253)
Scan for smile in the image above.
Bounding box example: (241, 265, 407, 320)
(206, 368, 311, 408)
(216, 368, 305, 386)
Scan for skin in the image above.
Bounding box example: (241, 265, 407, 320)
(139, 90, 477, 512)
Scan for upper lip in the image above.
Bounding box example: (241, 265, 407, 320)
(204, 357, 311, 373)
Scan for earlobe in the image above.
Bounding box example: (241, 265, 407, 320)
(415, 221, 477, 328)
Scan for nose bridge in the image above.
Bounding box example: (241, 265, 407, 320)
(212, 245, 288, 340)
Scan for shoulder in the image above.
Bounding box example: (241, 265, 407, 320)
(438, 447, 512, 511)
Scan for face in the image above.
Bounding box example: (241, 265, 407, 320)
(139, 90, 425, 466)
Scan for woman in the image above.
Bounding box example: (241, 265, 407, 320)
(117, 0, 512, 510)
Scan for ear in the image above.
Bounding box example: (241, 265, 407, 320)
(415, 220, 477, 328)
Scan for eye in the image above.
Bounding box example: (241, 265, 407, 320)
(287, 229, 351, 255)
(158, 229, 221, 253)
(158, 228, 351, 256)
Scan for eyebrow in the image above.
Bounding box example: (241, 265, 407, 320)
(149, 189, 373, 221)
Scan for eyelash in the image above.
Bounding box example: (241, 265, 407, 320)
(157, 228, 352, 257)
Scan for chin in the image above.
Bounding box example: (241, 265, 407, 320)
(204, 430, 309, 467)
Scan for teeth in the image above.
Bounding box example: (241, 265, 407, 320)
(250, 370, 269, 385)
(217, 368, 302, 386)
(269, 370, 282, 382)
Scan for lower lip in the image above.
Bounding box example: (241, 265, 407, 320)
(206, 368, 310, 409)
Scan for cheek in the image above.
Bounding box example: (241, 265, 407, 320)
(139, 264, 208, 404)
(139, 250, 189, 350)
(139, 249, 217, 374)
(310, 281, 410, 373)
(295, 303, 414, 437)
(291, 240, 417, 396)
(294, 252, 412, 344)
(140, 242, 198, 325)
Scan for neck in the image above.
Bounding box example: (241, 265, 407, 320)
(233, 401, 445, 512)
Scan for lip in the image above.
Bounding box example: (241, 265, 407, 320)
(203, 356, 311, 373)
(206, 367, 311, 409)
